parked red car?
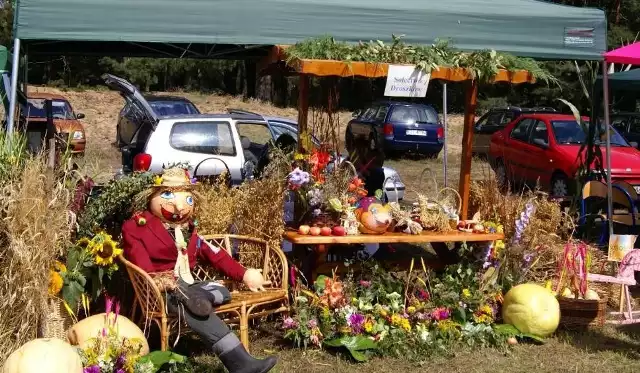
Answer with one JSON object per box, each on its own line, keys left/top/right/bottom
{"left": 489, "top": 113, "right": 640, "bottom": 197}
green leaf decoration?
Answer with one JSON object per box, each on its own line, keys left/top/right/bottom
{"left": 519, "top": 333, "right": 546, "bottom": 345}
{"left": 137, "top": 351, "right": 187, "bottom": 372}
{"left": 323, "top": 336, "right": 378, "bottom": 362}
{"left": 493, "top": 323, "right": 519, "bottom": 336}
{"left": 375, "top": 189, "right": 383, "bottom": 200}
{"left": 314, "top": 275, "right": 328, "bottom": 294}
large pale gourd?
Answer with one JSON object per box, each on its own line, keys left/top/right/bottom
{"left": 2, "top": 338, "right": 82, "bottom": 373}
{"left": 502, "top": 283, "right": 560, "bottom": 337}
{"left": 67, "top": 313, "right": 149, "bottom": 355}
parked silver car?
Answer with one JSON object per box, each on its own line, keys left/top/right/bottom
{"left": 104, "top": 74, "right": 262, "bottom": 184}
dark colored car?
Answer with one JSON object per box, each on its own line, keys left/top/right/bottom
{"left": 473, "top": 106, "right": 557, "bottom": 157}
{"left": 345, "top": 101, "right": 443, "bottom": 157}
{"left": 115, "top": 95, "right": 200, "bottom": 147}
{"left": 610, "top": 112, "right": 640, "bottom": 149}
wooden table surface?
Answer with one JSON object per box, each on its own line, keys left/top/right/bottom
{"left": 283, "top": 230, "right": 504, "bottom": 245}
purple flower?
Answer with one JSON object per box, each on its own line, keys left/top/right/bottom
{"left": 431, "top": 307, "right": 450, "bottom": 321}
{"left": 83, "top": 366, "right": 100, "bottom": 373}
{"left": 283, "top": 317, "right": 298, "bottom": 330}
{"left": 415, "top": 312, "right": 429, "bottom": 321}
{"left": 190, "top": 177, "right": 197, "bottom": 185}
{"left": 512, "top": 203, "right": 535, "bottom": 246}
{"left": 105, "top": 296, "right": 113, "bottom": 316}
{"left": 348, "top": 313, "right": 365, "bottom": 334}
{"left": 307, "top": 319, "right": 318, "bottom": 328}
{"left": 116, "top": 369, "right": 125, "bottom": 373}
{"left": 115, "top": 354, "right": 126, "bottom": 368}
{"left": 288, "top": 167, "right": 310, "bottom": 187}
{"left": 359, "top": 280, "right": 371, "bottom": 288}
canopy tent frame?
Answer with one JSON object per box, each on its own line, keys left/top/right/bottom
{"left": 601, "top": 42, "right": 640, "bottom": 234}
{"left": 257, "top": 48, "right": 537, "bottom": 219}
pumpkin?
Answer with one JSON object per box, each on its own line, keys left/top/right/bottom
{"left": 67, "top": 313, "right": 149, "bottom": 355}
{"left": 2, "top": 338, "right": 83, "bottom": 373}
{"left": 502, "top": 283, "right": 560, "bottom": 338}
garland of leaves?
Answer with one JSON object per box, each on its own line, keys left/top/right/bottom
{"left": 77, "top": 172, "right": 154, "bottom": 238}
{"left": 285, "top": 35, "right": 556, "bottom": 83}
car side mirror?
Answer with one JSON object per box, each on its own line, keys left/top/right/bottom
{"left": 240, "top": 136, "right": 251, "bottom": 150}
{"left": 76, "top": 113, "right": 85, "bottom": 119}
{"left": 532, "top": 138, "right": 548, "bottom": 148}
{"left": 631, "top": 141, "right": 639, "bottom": 148}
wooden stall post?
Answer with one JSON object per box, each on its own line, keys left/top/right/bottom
{"left": 458, "top": 79, "right": 479, "bottom": 220}
{"left": 297, "top": 74, "right": 310, "bottom": 154}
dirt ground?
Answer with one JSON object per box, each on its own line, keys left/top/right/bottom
{"left": 31, "top": 86, "right": 640, "bottom": 372}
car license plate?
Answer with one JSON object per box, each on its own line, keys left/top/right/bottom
{"left": 634, "top": 186, "right": 640, "bottom": 194}
{"left": 406, "top": 130, "right": 427, "bottom": 136}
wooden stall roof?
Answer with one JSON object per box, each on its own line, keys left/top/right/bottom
{"left": 259, "top": 45, "right": 537, "bottom": 84}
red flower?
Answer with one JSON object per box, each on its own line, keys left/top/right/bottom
{"left": 309, "top": 149, "right": 330, "bottom": 182}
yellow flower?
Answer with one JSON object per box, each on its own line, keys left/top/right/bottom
{"left": 48, "top": 270, "right": 63, "bottom": 296}
{"left": 462, "top": 289, "right": 471, "bottom": 298}
{"left": 154, "top": 175, "right": 163, "bottom": 186}
{"left": 363, "top": 319, "right": 374, "bottom": 333}
{"left": 400, "top": 318, "right": 411, "bottom": 332}
{"left": 351, "top": 297, "right": 358, "bottom": 305}
{"left": 92, "top": 237, "right": 123, "bottom": 267}
{"left": 407, "top": 306, "right": 416, "bottom": 314}
{"left": 437, "top": 319, "right": 460, "bottom": 334}
{"left": 76, "top": 237, "right": 92, "bottom": 250}
{"left": 391, "top": 314, "right": 402, "bottom": 327}
{"left": 495, "top": 240, "right": 505, "bottom": 253}
{"left": 53, "top": 260, "right": 67, "bottom": 273}
{"left": 378, "top": 308, "right": 388, "bottom": 317}
{"left": 294, "top": 153, "right": 307, "bottom": 161}
{"left": 497, "top": 225, "right": 504, "bottom": 234}
{"left": 339, "top": 326, "right": 351, "bottom": 334}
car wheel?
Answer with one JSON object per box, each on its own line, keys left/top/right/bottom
{"left": 551, "top": 173, "right": 571, "bottom": 198}
{"left": 494, "top": 160, "right": 508, "bottom": 189}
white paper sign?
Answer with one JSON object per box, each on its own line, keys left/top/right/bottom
{"left": 384, "top": 65, "right": 431, "bottom": 97}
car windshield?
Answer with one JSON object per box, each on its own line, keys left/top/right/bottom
{"left": 552, "top": 120, "right": 629, "bottom": 147}
{"left": 149, "top": 100, "right": 200, "bottom": 116}
{"left": 22, "top": 99, "right": 75, "bottom": 120}
{"left": 389, "top": 105, "right": 438, "bottom": 123}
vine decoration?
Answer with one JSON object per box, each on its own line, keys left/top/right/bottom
{"left": 285, "top": 34, "right": 556, "bottom": 84}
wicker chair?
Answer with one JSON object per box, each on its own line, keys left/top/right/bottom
{"left": 120, "top": 234, "right": 289, "bottom": 352}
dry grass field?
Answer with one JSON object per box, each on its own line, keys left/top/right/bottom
{"left": 26, "top": 85, "right": 640, "bottom": 373}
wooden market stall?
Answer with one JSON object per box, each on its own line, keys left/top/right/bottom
{"left": 258, "top": 46, "right": 537, "bottom": 220}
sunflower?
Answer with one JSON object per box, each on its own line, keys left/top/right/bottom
{"left": 76, "top": 237, "right": 92, "bottom": 251}
{"left": 92, "top": 237, "right": 123, "bottom": 267}
{"left": 53, "top": 260, "right": 67, "bottom": 273}
{"left": 48, "top": 270, "right": 63, "bottom": 296}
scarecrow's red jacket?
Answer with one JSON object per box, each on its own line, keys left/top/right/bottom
{"left": 121, "top": 211, "right": 246, "bottom": 282}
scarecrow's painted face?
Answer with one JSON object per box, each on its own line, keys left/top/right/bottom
{"left": 149, "top": 189, "right": 195, "bottom": 224}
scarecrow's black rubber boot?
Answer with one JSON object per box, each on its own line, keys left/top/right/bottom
{"left": 174, "top": 280, "right": 213, "bottom": 317}
{"left": 219, "top": 344, "right": 278, "bottom": 373}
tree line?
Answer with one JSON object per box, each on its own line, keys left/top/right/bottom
{"left": 0, "top": 1, "right": 638, "bottom": 114}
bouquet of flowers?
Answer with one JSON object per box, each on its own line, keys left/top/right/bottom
{"left": 288, "top": 145, "right": 369, "bottom": 230}
{"left": 49, "top": 232, "right": 123, "bottom": 314}
{"left": 80, "top": 297, "right": 186, "bottom": 373}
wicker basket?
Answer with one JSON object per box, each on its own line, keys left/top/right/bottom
{"left": 40, "top": 297, "right": 76, "bottom": 339}
{"left": 557, "top": 296, "right": 607, "bottom": 329}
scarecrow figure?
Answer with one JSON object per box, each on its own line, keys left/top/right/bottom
{"left": 122, "top": 167, "right": 276, "bottom": 373}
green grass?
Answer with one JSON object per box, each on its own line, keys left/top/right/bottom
{"left": 170, "top": 323, "right": 640, "bottom": 373}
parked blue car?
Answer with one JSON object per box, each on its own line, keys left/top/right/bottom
{"left": 345, "top": 101, "right": 444, "bottom": 158}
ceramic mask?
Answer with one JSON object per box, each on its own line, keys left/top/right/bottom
{"left": 354, "top": 197, "right": 392, "bottom": 234}
{"left": 149, "top": 189, "right": 195, "bottom": 224}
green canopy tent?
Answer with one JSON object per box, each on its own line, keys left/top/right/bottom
{"left": 592, "top": 69, "right": 640, "bottom": 117}
{"left": 6, "top": 0, "right": 607, "bottom": 133}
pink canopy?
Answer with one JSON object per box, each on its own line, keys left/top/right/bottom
{"left": 604, "top": 42, "right": 640, "bottom": 65}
